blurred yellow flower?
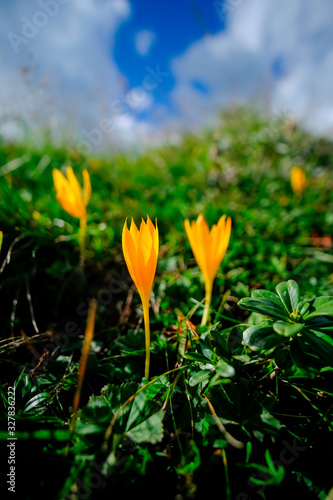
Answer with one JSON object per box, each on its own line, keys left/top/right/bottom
{"left": 52, "top": 167, "right": 91, "bottom": 265}
{"left": 290, "top": 167, "right": 306, "bottom": 197}
{"left": 0, "top": 231, "right": 3, "bottom": 253}
{"left": 52, "top": 166, "right": 91, "bottom": 219}
{"left": 122, "top": 216, "right": 159, "bottom": 380}
{"left": 185, "top": 214, "right": 231, "bottom": 326}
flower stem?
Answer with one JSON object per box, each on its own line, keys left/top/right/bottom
{"left": 201, "top": 279, "right": 213, "bottom": 327}
{"left": 142, "top": 298, "right": 151, "bottom": 380}
{"left": 79, "top": 215, "right": 87, "bottom": 268}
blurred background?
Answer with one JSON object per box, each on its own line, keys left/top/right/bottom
{"left": 1, "top": 0, "right": 333, "bottom": 151}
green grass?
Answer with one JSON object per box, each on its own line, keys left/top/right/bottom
{"left": 0, "top": 107, "right": 332, "bottom": 499}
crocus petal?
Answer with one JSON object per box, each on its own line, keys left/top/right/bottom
{"left": 122, "top": 220, "right": 143, "bottom": 294}
{"left": 66, "top": 167, "right": 86, "bottom": 214}
{"left": 122, "top": 216, "right": 158, "bottom": 305}
{"left": 138, "top": 219, "right": 153, "bottom": 267}
{"left": 130, "top": 218, "right": 139, "bottom": 248}
{"left": 58, "top": 196, "right": 85, "bottom": 219}
{"left": 185, "top": 213, "right": 231, "bottom": 288}
{"left": 52, "top": 169, "right": 68, "bottom": 196}
{"left": 82, "top": 169, "right": 91, "bottom": 207}
{"left": 53, "top": 167, "right": 88, "bottom": 219}
{"left": 153, "top": 218, "right": 159, "bottom": 255}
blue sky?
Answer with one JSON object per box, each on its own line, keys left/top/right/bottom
{"left": 114, "top": 0, "right": 223, "bottom": 95}
{"left": 1, "top": 0, "right": 333, "bottom": 149}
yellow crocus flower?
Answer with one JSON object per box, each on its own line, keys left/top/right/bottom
{"left": 52, "top": 166, "right": 91, "bottom": 265}
{"left": 52, "top": 166, "right": 91, "bottom": 219}
{"left": 290, "top": 167, "right": 306, "bottom": 198}
{"left": 185, "top": 214, "right": 231, "bottom": 326}
{"left": 122, "top": 216, "right": 159, "bottom": 380}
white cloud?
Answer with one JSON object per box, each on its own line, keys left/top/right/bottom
{"left": 171, "top": 0, "right": 333, "bottom": 134}
{"left": 135, "top": 29, "right": 155, "bottom": 56}
{"left": 2, "top": 0, "right": 333, "bottom": 148}
{"left": 0, "top": 0, "right": 148, "bottom": 146}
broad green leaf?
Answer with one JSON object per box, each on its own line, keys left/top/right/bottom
{"left": 243, "top": 323, "right": 286, "bottom": 351}
{"left": 102, "top": 382, "right": 139, "bottom": 410}
{"left": 274, "top": 345, "right": 293, "bottom": 369}
{"left": 275, "top": 282, "right": 292, "bottom": 315}
{"left": 306, "top": 315, "right": 333, "bottom": 333}
{"left": 297, "top": 300, "right": 310, "bottom": 318}
{"left": 184, "top": 352, "right": 210, "bottom": 363}
{"left": 247, "top": 311, "right": 268, "bottom": 326}
{"left": 311, "top": 296, "right": 333, "bottom": 309}
{"left": 302, "top": 329, "right": 333, "bottom": 366}
{"left": 260, "top": 409, "right": 282, "bottom": 437}
{"left": 102, "top": 382, "right": 139, "bottom": 428}
{"left": 23, "top": 392, "right": 51, "bottom": 414}
{"left": 79, "top": 395, "right": 111, "bottom": 429}
{"left": 227, "top": 326, "right": 243, "bottom": 353}
{"left": 126, "top": 410, "right": 165, "bottom": 444}
{"left": 306, "top": 297, "right": 333, "bottom": 318}
{"left": 287, "top": 280, "right": 300, "bottom": 312}
{"left": 189, "top": 369, "right": 214, "bottom": 387}
{"left": 215, "top": 360, "right": 235, "bottom": 378}
{"left": 15, "top": 373, "right": 32, "bottom": 398}
{"left": 273, "top": 321, "right": 304, "bottom": 337}
{"left": 251, "top": 289, "right": 282, "bottom": 307}
{"left": 232, "top": 354, "right": 251, "bottom": 363}
{"left": 210, "top": 330, "right": 229, "bottom": 358}
{"left": 125, "top": 383, "right": 164, "bottom": 431}
{"left": 200, "top": 331, "right": 215, "bottom": 361}
{"left": 290, "top": 337, "right": 323, "bottom": 374}
{"left": 238, "top": 297, "right": 289, "bottom": 321}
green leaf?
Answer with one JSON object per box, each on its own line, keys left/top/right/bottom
{"left": 215, "top": 360, "right": 235, "bottom": 378}
{"left": 251, "top": 289, "right": 283, "bottom": 307}
{"left": 275, "top": 281, "right": 292, "bottom": 315}
{"left": 297, "top": 300, "right": 310, "bottom": 318}
{"left": 306, "top": 297, "right": 333, "bottom": 318}
{"left": 302, "top": 329, "right": 333, "bottom": 366}
{"left": 306, "top": 315, "right": 333, "bottom": 333}
{"left": 273, "top": 321, "right": 304, "bottom": 337}
{"left": 125, "top": 410, "right": 165, "bottom": 444}
{"left": 247, "top": 449, "right": 285, "bottom": 486}
{"left": 290, "top": 337, "right": 323, "bottom": 374}
{"left": 274, "top": 345, "right": 293, "bottom": 369}
{"left": 16, "top": 373, "right": 32, "bottom": 398}
{"left": 126, "top": 383, "right": 164, "bottom": 431}
{"left": 189, "top": 369, "right": 214, "bottom": 387}
{"left": 238, "top": 297, "right": 289, "bottom": 321}
{"left": 23, "top": 392, "right": 51, "bottom": 414}
{"left": 227, "top": 326, "right": 243, "bottom": 353}
{"left": 312, "top": 296, "right": 333, "bottom": 309}
{"left": 210, "top": 330, "right": 229, "bottom": 358}
{"left": 101, "top": 382, "right": 139, "bottom": 428}
{"left": 184, "top": 352, "right": 210, "bottom": 363}
{"left": 287, "top": 280, "right": 300, "bottom": 312}
{"left": 200, "top": 331, "right": 215, "bottom": 361}
{"left": 243, "top": 323, "right": 286, "bottom": 351}
{"left": 175, "top": 440, "right": 201, "bottom": 475}
{"left": 102, "top": 382, "right": 139, "bottom": 410}
{"left": 78, "top": 395, "right": 111, "bottom": 430}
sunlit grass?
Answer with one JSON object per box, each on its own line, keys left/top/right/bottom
{"left": 0, "top": 107, "right": 332, "bottom": 499}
